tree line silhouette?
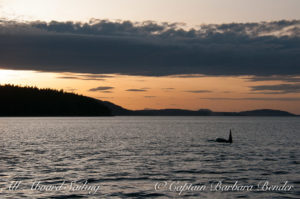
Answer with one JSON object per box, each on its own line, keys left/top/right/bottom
{"left": 0, "top": 84, "right": 111, "bottom": 116}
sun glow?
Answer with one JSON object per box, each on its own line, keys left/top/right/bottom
{"left": 0, "top": 69, "right": 22, "bottom": 84}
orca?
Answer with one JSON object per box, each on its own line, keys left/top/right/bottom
{"left": 216, "top": 130, "right": 232, "bottom": 143}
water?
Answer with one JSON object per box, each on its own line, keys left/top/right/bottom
{"left": 0, "top": 117, "right": 299, "bottom": 198}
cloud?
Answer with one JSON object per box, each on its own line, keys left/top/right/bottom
{"left": 89, "top": 86, "right": 114, "bottom": 91}
{"left": 78, "top": 74, "right": 114, "bottom": 78}
{"left": 58, "top": 76, "right": 82, "bottom": 80}
{"left": 185, "top": 90, "right": 212, "bottom": 93}
{"left": 101, "top": 91, "right": 113, "bottom": 93}
{"left": 0, "top": 19, "right": 299, "bottom": 76}
{"left": 200, "top": 97, "right": 300, "bottom": 101}
{"left": 250, "top": 83, "right": 300, "bottom": 94}
{"left": 58, "top": 76, "right": 105, "bottom": 81}
{"left": 170, "top": 74, "right": 205, "bottom": 78}
{"left": 126, "top": 89, "right": 148, "bottom": 92}
{"left": 245, "top": 75, "right": 300, "bottom": 83}
{"left": 57, "top": 73, "right": 114, "bottom": 81}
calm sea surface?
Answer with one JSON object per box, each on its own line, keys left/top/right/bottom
{"left": 0, "top": 117, "right": 299, "bottom": 198}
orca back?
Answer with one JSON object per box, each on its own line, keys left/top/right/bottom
{"left": 216, "top": 138, "right": 227, "bottom": 142}
{"left": 215, "top": 130, "right": 233, "bottom": 143}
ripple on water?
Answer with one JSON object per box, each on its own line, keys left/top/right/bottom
{"left": 0, "top": 117, "right": 299, "bottom": 198}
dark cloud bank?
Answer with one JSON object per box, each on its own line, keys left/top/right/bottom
{"left": 126, "top": 89, "right": 148, "bottom": 92}
{"left": 89, "top": 86, "right": 114, "bottom": 91}
{"left": 185, "top": 90, "right": 212, "bottom": 93}
{"left": 0, "top": 19, "right": 299, "bottom": 76}
{"left": 58, "top": 74, "right": 114, "bottom": 81}
{"left": 250, "top": 83, "right": 300, "bottom": 94}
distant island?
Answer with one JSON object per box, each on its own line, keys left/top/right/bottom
{"left": 103, "top": 101, "right": 296, "bottom": 116}
{"left": 0, "top": 85, "right": 297, "bottom": 116}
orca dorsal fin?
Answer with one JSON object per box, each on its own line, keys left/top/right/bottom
{"left": 229, "top": 129, "right": 232, "bottom": 143}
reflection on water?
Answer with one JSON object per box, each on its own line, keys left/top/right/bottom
{"left": 0, "top": 117, "right": 299, "bottom": 198}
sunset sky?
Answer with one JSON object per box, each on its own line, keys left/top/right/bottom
{"left": 0, "top": 0, "right": 300, "bottom": 113}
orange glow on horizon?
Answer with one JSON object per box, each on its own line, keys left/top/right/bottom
{"left": 1, "top": 69, "right": 300, "bottom": 114}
